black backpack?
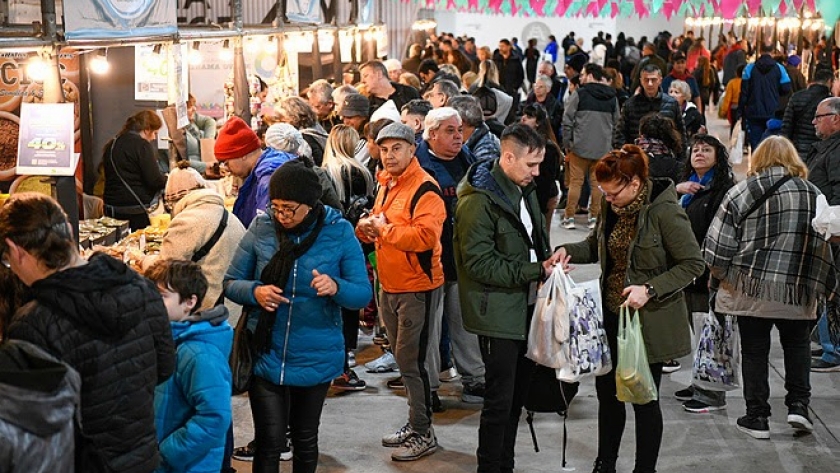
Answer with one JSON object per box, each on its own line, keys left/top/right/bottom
{"left": 524, "top": 364, "right": 579, "bottom": 469}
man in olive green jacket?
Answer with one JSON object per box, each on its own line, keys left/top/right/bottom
{"left": 454, "top": 124, "right": 563, "bottom": 473}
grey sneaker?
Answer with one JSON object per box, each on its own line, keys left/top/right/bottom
{"left": 382, "top": 422, "right": 415, "bottom": 447}
{"left": 588, "top": 217, "right": 597, "bottom": 229}
{"left": 391, "top": 428, "right": 438, "bottom": 461}
{"left": 561, "top": 217, "right": 576, "bottom": 229}
{"left": 365, "top": 350, "right": 399, "bottom": 373}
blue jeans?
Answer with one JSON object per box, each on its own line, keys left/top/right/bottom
{"left": 818, "top": 311, "right": 840, "bottom": 364}
{"left": 746, "top": 118, "right": 767, "bottom": 151}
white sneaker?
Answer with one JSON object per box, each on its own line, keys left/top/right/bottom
{"left": 348, "top": 351, "right": 356, "bottom": 368}
{"left": 365, "top": 350, "right": 399, "bottom": 373}
{"left": 382, "top": 422, "right": 415, "bottom": 447}
{"left": 439, "top": 366, "right": 460, "bottom": 382}
{"left": 588, "top": 217, "right": 597, "bottom": 229}
{"left": 391, "top": 428, "right": 438, "bottom": 461}
{"left": 561, "top": 217, "right": 576, "bottom": 229}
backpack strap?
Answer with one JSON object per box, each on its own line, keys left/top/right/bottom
{"left": 410, "top": 181, "right": 443, "bottom": 282}
{"left": 192, "top": 210, "right": 229, "bottom": 262}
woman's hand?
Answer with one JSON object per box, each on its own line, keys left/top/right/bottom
{"left": 675, "top": 181, "right": 704, "bottom": 195}
{"left": 542, "top": 247, "right": 573, "bottom": 277}
{"left": 254, "top": 284, "right": 289, "bottom": 312}
{"left": 311, "top": 269, "right": 338, "bottom": 297}
{"left": 621, "top": 285, "right": 650, "bottom": 310}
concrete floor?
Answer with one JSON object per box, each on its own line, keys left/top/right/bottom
{"left": 230, "top": 110, "right": 840, "bottom": 472}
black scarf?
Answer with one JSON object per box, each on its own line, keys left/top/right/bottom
{"left": 253, "top": 203, "right": 326, "bottom": 353}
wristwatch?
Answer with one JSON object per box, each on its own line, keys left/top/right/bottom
{"left": 644, "top": 283, "right": 657, "bottom": 298}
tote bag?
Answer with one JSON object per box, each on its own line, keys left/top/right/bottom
{"left": 691, "top": 310, "right": 741, "bottom": 391}
{"left": 556, "top": 278, "right": 612, "bottom": 382}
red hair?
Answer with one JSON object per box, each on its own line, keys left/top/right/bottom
{"left": 594, "top": 144, "right": 649, "bottom": 184}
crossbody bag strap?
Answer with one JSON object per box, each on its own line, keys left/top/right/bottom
{"left": 109, "top": 135, "right": 158, "bottom": 214}
{"left": 192, "top": 210, "right": 229, "bottom": 262}
{"left": 737, "top": 175, "right": 792, "bottom": 226}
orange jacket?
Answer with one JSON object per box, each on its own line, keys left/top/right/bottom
{"left": 356, "top": 158, "right": 445, "bottom": 293}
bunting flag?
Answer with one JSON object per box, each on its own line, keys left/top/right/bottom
{"left": 816, "top": 0, "right": 840, "bottom": 33}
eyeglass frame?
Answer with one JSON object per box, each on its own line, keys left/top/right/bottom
{"left": 813, "top": 112, "right": 838, "bottom": 121}
{"left": 1, "top": 249, "right": 9, "bottom": 269}
{"left": 268, "top": 202, "right": 304, "bottom": 219}
{"left": 597, "top": 173, "right": 635, "bottom": 199}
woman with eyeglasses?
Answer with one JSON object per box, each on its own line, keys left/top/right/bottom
{"left": 555, "top": 145, "right": 705, "bottom": 473}
{"left": 101, "top": 110, "right": 167, "bottom": 230}
{"left": 520, "top": 103, "right": 562, "bottom": 231}
{"left": 141, "top": 161, "right": 246, "bottom": 309}
{"left": 672, "top": 134, "right": 736, "bottom": 413}
{"left": 223, "top": 160, "right": 371, "bottom": 473}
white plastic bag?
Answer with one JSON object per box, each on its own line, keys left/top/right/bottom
{"left": 811, "top": 194, "right": 840, "bottom": 240}
{"left": 729, "top": 124, "right": 744, "bottom": 165}
{"left": 526, "top": 269, "right": 571, "bottom": 368}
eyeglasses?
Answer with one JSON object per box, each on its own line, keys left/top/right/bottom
{"left": 813, "top": 113, "right": 838, "bottom": 121}
{"left": 1, "top": 250, "right": 10, "bottom": 269}
{"left": 269, "top": 203, "right": 303, "bottom": 219}
{"left": 598, "top": 180, "right": 632, "bottom": 199}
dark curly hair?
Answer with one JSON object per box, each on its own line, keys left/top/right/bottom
{"left": 679, "top": 133, "right": 736, "bottom": 195}
{"left": 639, "top": 113, "right": 682, "bottom": 154}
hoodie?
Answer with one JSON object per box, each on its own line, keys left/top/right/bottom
{"left": 154, "top": 305, "right": 232, "bottom": 473}
{"left": 233, "top": 147, "right": 296, "bottom": 228}
{"left": 8, "top": 253, "right": 175, "bottom": 473}
{"left": 563, "top": 82, "right": 620, "bottom": 160}
{"left": 0, "top": 340, "right": 80, "bottom": 473}
{"left": 739, "top": 54, "right": 792, "bottom": 122}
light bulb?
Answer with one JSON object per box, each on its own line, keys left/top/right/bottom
{"left": 90, "top": 51, "right": 109, "bottom": 74}
{"left": 189, "top": 49, "right": 202, "bottom": 66}
{"left": 27, "top": 56, "right": 49, "bottom": 82}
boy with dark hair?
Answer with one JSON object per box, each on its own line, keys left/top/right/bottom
{"left": 146, "top": 259, "right": 233, "bottom": 473}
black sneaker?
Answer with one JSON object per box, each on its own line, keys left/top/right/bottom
{"left": 431, "top": 391, "right": 445, "bottom": 413}
{"left": 787, "top": 403, "right": 813, "bottom": 433}
{"left": 811, "top": 347, "right": 824, "bottom": 357}
{"left": 332, "top": 369, "right": 367, "bottom": 391}
{"left": 811, "top": 359, "right": 840, "bottom": 372}
{"left": 662, "top": 359, "right": 681, "bottom": 373}
{"left": 231, "top": 440, "right": 256, "bottom": 462}
{"left": 461, "top": 383, "right": 485, "bottom": 404}
{"left": 387, "top": 376, "right": 405, "bottom": 390}
{"left": 736, "top": 415, "right": 770, "bottom": 439}
{"left": 674, "top": 386, "right": 694, "bottom": 401}
{"left": 683, "top": 399, "right": 726, "bottom": 413}
{"left": 591, "top": 457, "right": 617, "bottom": 473}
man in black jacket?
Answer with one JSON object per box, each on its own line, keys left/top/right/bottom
{"left": 494, "top": 39, "right": 525, "bottom": 124}
{"left": 1, "top": 193, "right": 175, "bottom": 473}
{"left": 613, "top": 64, "right": 686, "bottom": 151}
{"left": 781, "top": 69, "right": 834, "bottom": 162}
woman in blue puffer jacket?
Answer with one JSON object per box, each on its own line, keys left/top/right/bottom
{"left": 224, "top": 160, "right": 371, "bottom": 473}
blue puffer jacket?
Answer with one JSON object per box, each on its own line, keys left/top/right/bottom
{"left": 223, "top": 206, "right": 371, "bottom": 386}
{"left": 232, "top": 148, "right": 296, "bottom": 228}
{"left": 154, "top": 305, "right": 232, "bottom": 473}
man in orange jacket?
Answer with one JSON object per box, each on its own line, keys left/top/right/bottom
{"left": 356, "top": 122, "right": 446, "bottom": 462}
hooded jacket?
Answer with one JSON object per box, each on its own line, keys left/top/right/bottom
{"left": 454, "top": 159, "right": 550, "bottom": 340}
{"left": 8, "top": 253, "right": 175, "bottom": 473}
{"left": 781, "top": 83, "right": 832, "bottom": 160}
{"left": 562, "top": 179, "right": 705, "bottom": 363}
{"left": 0, "top": 340, "right": 80, "bottom": 473}
{"left": 160, "top": 189, "right": 247, "bottom": 309}
{"left": 563, "top": 82, "right": 620, "bottom": 160}
{"left": 154, "top": 305, "right": 232, "bottom": 473}
{"left": 465, "top": 122, "right": 500, "bottom": 162}
{"left": 739, "top": 54, "right": 792, "bottom": 122}
{"left": 225, "top": 206, "right": 371, "bottom": 386}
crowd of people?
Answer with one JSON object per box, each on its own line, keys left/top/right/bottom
{"left": 1, "top": 22, "right": 840, "bottom": 473}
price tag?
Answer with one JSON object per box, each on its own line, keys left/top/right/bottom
{"left": 16, "top": 102, "right": 76, "bottom": 176}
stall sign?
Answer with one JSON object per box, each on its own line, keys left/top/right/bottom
{"left": 65, "top": 0, "right": 177, "bottom": 40}
{"left": 287, "top": 0, "right": 321, "bottom": 24}
{"left": 136, "top": 44, "right": 168, "bottom": 102}
{"left": 169, "top": 43, "right": 189, "bottom": 128}
{"left": 16, "top": 102, "right": 76, "bottom": 176}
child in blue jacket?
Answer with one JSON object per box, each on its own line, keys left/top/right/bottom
{"left": 146, "top": 259, "right": 233, "bottom": 473}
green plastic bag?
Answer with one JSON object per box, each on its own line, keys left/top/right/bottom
{"left": 615, "top": 306, "right": 658, "bottom": 404}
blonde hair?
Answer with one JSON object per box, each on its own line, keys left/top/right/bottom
{"left": 462, "top": 71, "right": 478, "bottom": 90}
{"left": 748, "top": 136, "right": 808, "bottom": 178}
{"left": 399, "top": 72, "right": 421, "bottom": 90}
{"left": 321, "top": 124, "right": 374, "bottom": 201}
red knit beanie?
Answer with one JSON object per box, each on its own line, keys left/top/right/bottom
{"left": 214, "top": 116, "right": 261, "bottom": 161}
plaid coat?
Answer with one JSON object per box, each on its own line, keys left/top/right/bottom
{"left": 704, "top": 166, "right": 837, "bottom": 315}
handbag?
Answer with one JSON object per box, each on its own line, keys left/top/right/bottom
{"left": 557, "top": 278, "right": 612, "bottom": 383}
{"left": 728, "top": 124, "right": 744, "bottom": 165}
{"left": 230, "top": 307, "right": 257, "bottom": 395}
{"left": 526, "top": 269, "right": 571, "bottom": 369}
{"left": 691, "top": 310, "right": 741, "bottom": 391}
{"left": 615, "top": 306, "right": 658, "bottom": 404}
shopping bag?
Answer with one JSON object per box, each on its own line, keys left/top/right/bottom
{"left": 729, "top": 124, "right": 744, "bottom": 165}
{"left": 230, "top": 307, "right": 257, "bottom": 395}
{"left": 526, "top": 269, "right": 571, "bottom": 369}
{"left": 556, "top": 278, "right": 612, "bottom": 382}
{"left": 615, "top": 306, "right": 658, "bottom": 404}
{"left": 691, "top": 311, "right": 741, "bottom": 391}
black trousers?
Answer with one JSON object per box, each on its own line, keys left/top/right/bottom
{"left": 342, "top": 307, "right": 360, "bottom": 372}
{"left": 476, "top": 335, "right": 535, "bottom": 473}
{"left": 250, "top": 377, "right": 330, "bottom": 473}
{"left": 596, "top": 309, "right": 664, "bottom": 473}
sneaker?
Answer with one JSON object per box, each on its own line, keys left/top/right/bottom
{"left": 683, "top": 399, "right": 726, "bottom": 413}
{"left": 662, "top": 359, "right": 681, "bottom": 373}
{"left": 387, "top": 376, "right": 405, "bottom": 390}
{"left": 591, "top": 458, "right": 617, "bottom": 473}
{"left": 382, "top": 422, "right": 415, "bottom": 447}
{"left": 348, "top": 351, "right": 357, "bottom": 368}
{"left": 787, "top": 403, "right": 813, "bottom": 432}
{"left": 811, "top": 347, "right": 824, "bottom": 357}
{"left": 280, "top": 439, "right": 292, "bottom": 462}
{"left": 231, "top": 440, "right": 256, "bottom": 462}
{"left": 391, "top": 428, "right": 438, "bottom": 461}
{"left": 674, "top": 386, "right": 695, "bottom": 401}
{"left": 373, "top": 333, "right": 388, "bottom": 345}
{"left": 811, "top": 359, "right": 840, "bottom": 372}
{"left": 588, "top": 217, "right": 597, "bottom": 229}
{"left": 461, "top": 383, "right": 485, "bottom": 404}
{"left": 431, "top": 391, "right": 445, "bottom": 413}
{"left": 561, "top": 217, "right": 576, "bottom": 229}
{"left": 365, "top": 350, "right": 399, "bottom": 373}
{"left": 736, "top": 415, "right": 770, "bottom": 440}
{"left": 332, "top": 369, "right": 367, "bottom": 391}
{"left": 439, "top": 366, "right": 460, "bottom": 382}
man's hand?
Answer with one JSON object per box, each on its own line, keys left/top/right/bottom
{"left": 542, "top": 247, "right": 573, "bottom": 277}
